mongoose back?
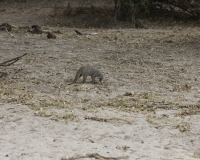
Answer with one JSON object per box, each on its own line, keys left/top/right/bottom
{"left": 68, "top": 65, "right": 103, "bottom": 85}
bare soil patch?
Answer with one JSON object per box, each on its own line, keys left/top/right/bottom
{"left": 0, "top": 1, "right": 200, "bottom": 160}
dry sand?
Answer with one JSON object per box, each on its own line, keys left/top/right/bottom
{"left": 0, "top": 0, "right": 200, "bottom": 159}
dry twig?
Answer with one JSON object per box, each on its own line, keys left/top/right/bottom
{"left": 2, "top": 26, "right": 15, "bottom": 38}
{"left": 0, "top": 72, "right": 7, "bottom": 78}
{"left": 85, "top": 116, "right": 133, "bottom": 125}
{"left": 0, "top": 53, "right": 27, "bottom": 66}
{"left": 74, "top": 30, "right": 98, "bottom": 36}
{"left": 61, "top": 153, "right": 129, "bottom": 160}
{"left": 74, "top": 30, "right": 82, "bottom": 35}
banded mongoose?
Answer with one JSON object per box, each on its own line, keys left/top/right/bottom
{"left": 68, "top": 65, "right": 103, "bottom": 85}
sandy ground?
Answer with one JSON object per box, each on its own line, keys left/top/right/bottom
{"left": 0, "top": 0, "right": 200, "bottom": 160}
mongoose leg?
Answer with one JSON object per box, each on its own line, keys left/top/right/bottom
{"left": 91, "top": 76, "right": 96, "bottom": 84}
{"left": 82, "top": 75, "right": 87, "bottom": 83}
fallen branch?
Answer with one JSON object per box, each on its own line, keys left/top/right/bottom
{"left": 61, "top": 153, "right": 129, "bottom": 160}
{"left": 6, "top": 117, "right": 22, "bottom": 123}
{"left": 2, "top": 26, "right": 15, "bottom": 38}
{"left": 74, "top": 30, "right": 98, "bottom": 36}
{"left": 0, "top": 53, "right": 27, "bottom": 66}
{"left": 74, "top": 29, "right": 82, "bottom": 35}
{"left": 85, "top": 116, "right": 133, "bottom": 125}
{"left": 0, "top": 72, "right": 7, "bottom": 78}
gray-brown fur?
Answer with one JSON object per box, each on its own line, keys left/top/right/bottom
{"left": 135, "top": 19, "right": 147, "bottom": 29}
{"left": 68, "top": 65, "right": 103, "bottom": 85}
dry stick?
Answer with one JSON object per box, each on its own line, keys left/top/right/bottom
{"left": 74, "top": 30, "right": 82, "bottom": 35}
{"left": 85, "top": 116, "right": 133, "bottom": 125}
{"left": 6, "top": 117, "right": 22, "bottom": 123}
{"left": 61, "top": 153, "right": 129, "bottom": 160}
{"left": 2, "top": 26, "right": 15, "bottom": 38}
{"left": 0, "top": 53, "right": 27, "bottom": 66}
{"left": 0, "top": 72, "right": 7, "bottom": 78}
{"left": 74, "top": 30, "right": 98, "bottom": 36}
